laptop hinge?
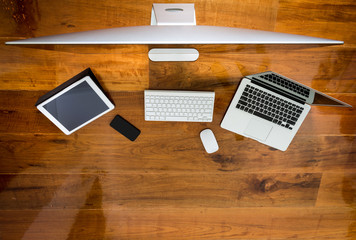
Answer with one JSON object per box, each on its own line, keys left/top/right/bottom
{"left": 251, "top": 78, "right": 306, "bottom": 104}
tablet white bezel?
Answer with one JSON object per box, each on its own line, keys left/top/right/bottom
{"left": 37, "top": 76, "right": 114, "bottom": 135}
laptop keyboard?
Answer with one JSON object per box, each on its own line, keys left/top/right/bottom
{"left": 236, "top": 85, "right": 304, "bottom": 130}
{"left": 259, "top": 73, "right": 310, "bottom": 97}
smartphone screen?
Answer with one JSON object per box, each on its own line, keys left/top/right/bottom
{"left": 110, "top": 115, "right": 141, "bottom": 141}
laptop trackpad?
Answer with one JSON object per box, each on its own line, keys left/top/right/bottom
{"left": 244, "top": 118, "right": 273, "bottom": 141}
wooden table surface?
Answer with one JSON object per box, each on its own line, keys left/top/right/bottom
{"left": 0, "top": 0, "right": 355, "bottom": 239}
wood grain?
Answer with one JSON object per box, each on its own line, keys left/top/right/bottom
{"left": 1, "top": 44, "right": 355, "bottom": 92}
{"left": 0, "top": 133, "right": 355, "bottom": 174}
{"left": 0, "top": 0, "right": 355, "bottom": 239}
{"left": 0, "top": 173, "right": 322, "bottom": 209}
{"left": 0, "top": 208, "right": 354, "bottom": 239}
{"left": 276, "top": 0, "right": 356, "bottom": 44}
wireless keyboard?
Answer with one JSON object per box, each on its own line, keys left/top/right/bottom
{"left": 144, "top": 90, "right": 215, "bottom": 122}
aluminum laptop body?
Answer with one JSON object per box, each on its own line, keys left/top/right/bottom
{"left": 220, "top": 71, "right": 351, "bottom": 151}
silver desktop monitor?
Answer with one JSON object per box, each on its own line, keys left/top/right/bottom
{"left": 6, "top": 3, "right": 343, "bottom": 61}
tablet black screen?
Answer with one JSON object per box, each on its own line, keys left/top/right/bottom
{"left": 43, "top": 81, "right": 109, "bottom": 131}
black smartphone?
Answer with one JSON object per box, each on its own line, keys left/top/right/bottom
{"left": 110, "top": 115, "right": 141, "bottom": 141}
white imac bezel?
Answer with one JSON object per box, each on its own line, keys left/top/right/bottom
{"left": 37, "top": 76, "right": 115, "bottom": 135}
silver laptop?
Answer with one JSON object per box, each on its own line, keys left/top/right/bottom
{"left": 220, "top": 71, "right": 352, "bottom": 151}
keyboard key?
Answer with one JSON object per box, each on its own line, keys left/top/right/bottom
{"left": 238, "top": 100, "right": 248, "bottom": 106}
{"left": 253, "top": 111, "right": 273, "bottom": 122}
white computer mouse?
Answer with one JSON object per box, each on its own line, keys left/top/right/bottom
{"left": 200, "top": 129, "right": 219, "bottom": 154}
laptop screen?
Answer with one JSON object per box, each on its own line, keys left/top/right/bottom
{"left": 311, "top": 91, "right": 349, "bottom": 106}
{"left": 249, "top": 71, "right": 352, "bottom": 107}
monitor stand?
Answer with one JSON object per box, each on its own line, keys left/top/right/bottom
{"left": 148, "top": 3, "right": 199, "bottom": 62}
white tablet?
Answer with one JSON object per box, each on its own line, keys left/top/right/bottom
{"left": 36, "top": 68, "right": 115, "bottom": 135}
